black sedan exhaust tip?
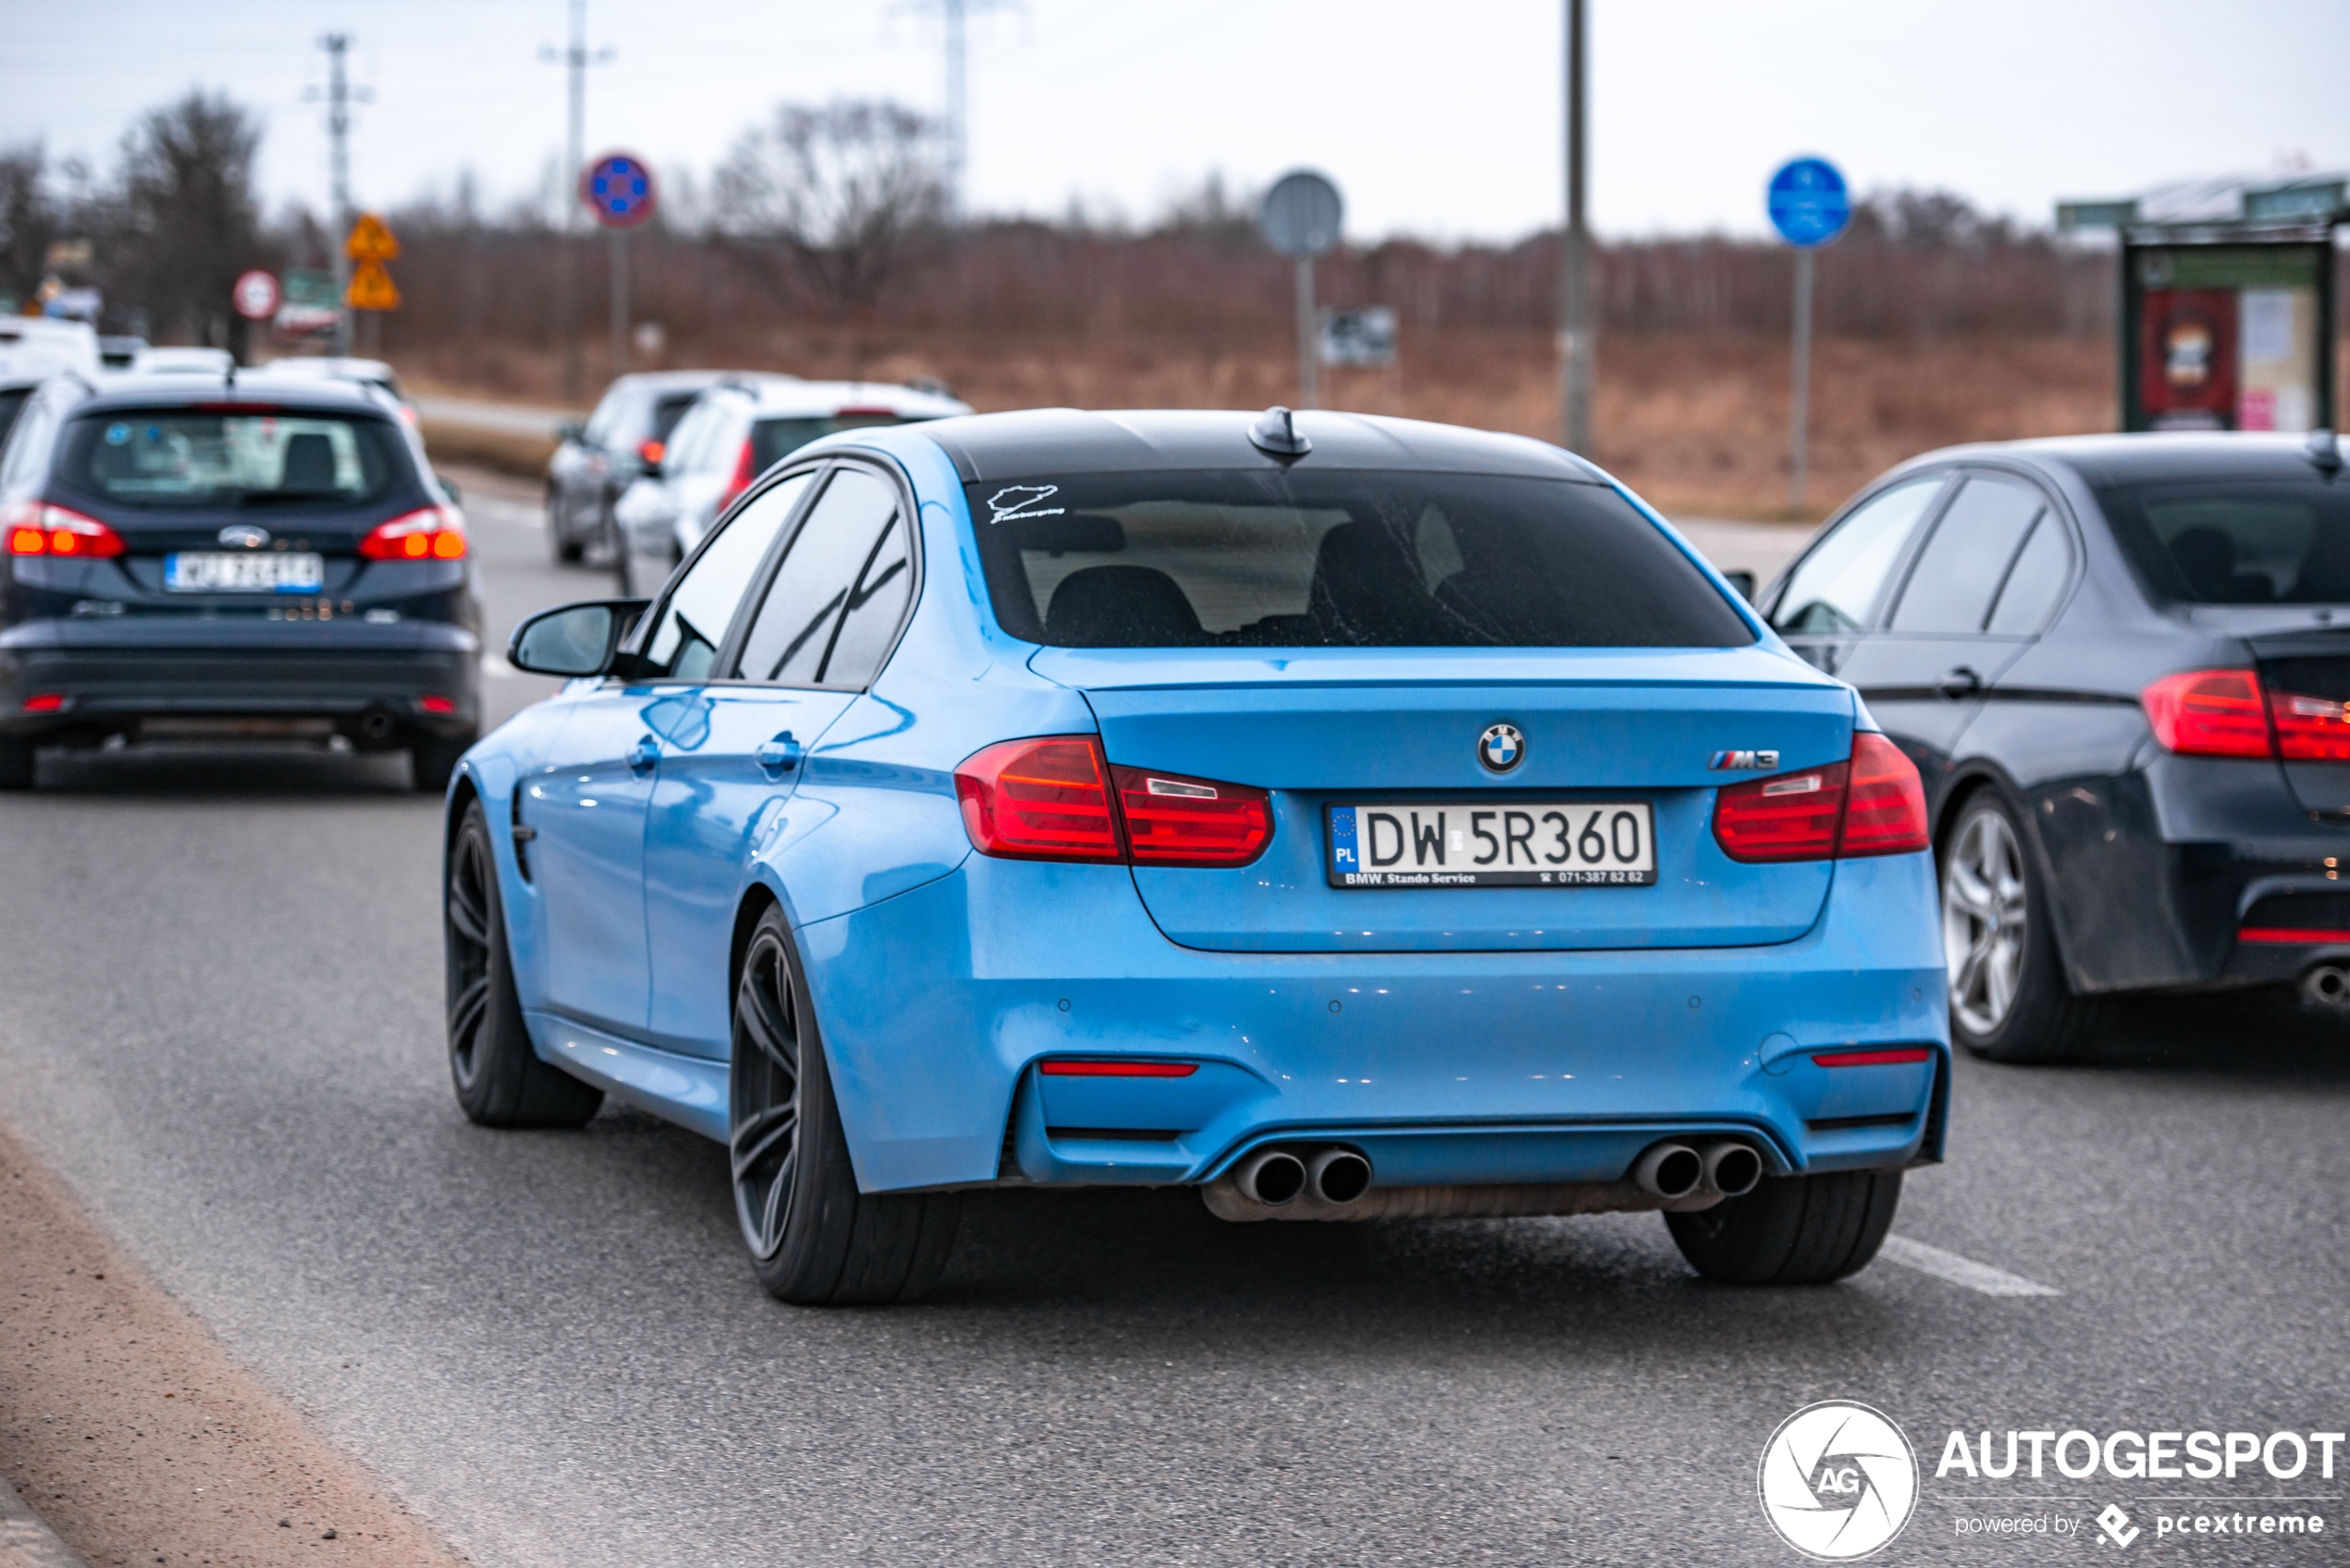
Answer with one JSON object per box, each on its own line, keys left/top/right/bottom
{"left": 2300, "top": 963, "right": 2350, "bottom": 1010}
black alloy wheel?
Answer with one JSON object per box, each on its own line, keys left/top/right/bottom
{"left": 729, "top": 905, "right": 961, "bottom": 1304}
{"left": 446, "top": 801, "right": 604, "bottom": 1127}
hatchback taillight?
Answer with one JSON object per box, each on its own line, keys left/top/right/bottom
{"left": 718, "top": 438, "right": 757, "bottom": 512}
{"left": 1713, "top": 733, "right": 1927, "bottom": 862}
{"left": 359, "top": 504, "right": 468, "bottom": 561}
{"left": 3, "top": 501, "right": 126, "bottom": 558}
{"left": 955, "top": 736, "right": 1273, "bottom": 867}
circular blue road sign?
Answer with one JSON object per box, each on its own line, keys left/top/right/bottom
{"left": 581, "top": 152, "right": 657, "bottom": 229}
{"left": 1767, "top": 156, "right": 1849, "bottom": 248}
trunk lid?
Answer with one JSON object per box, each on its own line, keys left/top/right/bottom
{"left": 1035, "top": 645, "right": 1856, "bottom": 953}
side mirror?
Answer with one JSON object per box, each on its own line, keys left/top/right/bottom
{"left": 507, "top": 599, "right": 651, "bottom": 678}
{"left": 556, "top": 419, "right": 588, "bottom": 445}
{"left": 1722, "top": 569, "right": 1756, "bottom": 601}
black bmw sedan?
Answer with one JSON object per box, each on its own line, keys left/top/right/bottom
{"left": 1761, "top": 429, "right": 2350, "bottom": 1060}
{"left": 0, "top": 373, "right": 481, "bottom": 790}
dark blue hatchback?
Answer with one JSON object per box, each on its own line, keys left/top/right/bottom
{"left": 0, "top": 372, "right": 481, "bottom": 789}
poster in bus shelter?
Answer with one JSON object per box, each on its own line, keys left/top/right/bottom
{"left": 2126, "top": 242, "right": 2332, "bottom": 433}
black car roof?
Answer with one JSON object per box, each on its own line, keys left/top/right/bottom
{"left": 68, "top": 375, "right": 398, "bottom": 420}
{"left": 921, "top": 408, "right": 1605, "bottom": 483}
{"left": 1911, "top": 432, "right": 2335, "bottom": 489}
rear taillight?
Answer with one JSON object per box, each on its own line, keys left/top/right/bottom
{"left": 1837, "top": 732, "right": 1931, "bottom": 857}
{"left": 718, "top": 438, "right": 757, "bottom": 511}
{"left": 2143, "top": 667, "right": 2350, "bottom": 762}
{"left": 1110, "top": 764, "right": 1271, "bottom": 867}
{"left": 1713, "top": 761, "right": 1848, "bottom": 861}
{"left": 2143, "top": 669, "right": 2270, "bottom": 758}
{"left": 955, "top": 737, "right": 1274, "bottom": 867}
{"left": 955, "top": 736, "right": 1125, "bottom": 862}
{"left": 2269, "top": 689, "right": 2350, "bottom": 761}
{"left": 359, "top": 504, "right": 468, "bottom": 562}
{"left": 3, "top": 501, "right": 126, "bottom": 558}
{"left": 1713, "top": 733, "right": 1928, "bottom": 862}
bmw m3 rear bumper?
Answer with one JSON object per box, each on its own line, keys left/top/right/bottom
{"left": 792, "top": 850, "right": 1949, "bottom": 1194}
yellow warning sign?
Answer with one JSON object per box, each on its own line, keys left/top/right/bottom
{"left": 346, "top": 258, "right": 401, "bottom": 311}
{"left": 344, "top": 213, "right": 400, "bottom": 263}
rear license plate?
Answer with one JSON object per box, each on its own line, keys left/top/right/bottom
{"left": 1327, "top": 801, "right": 1657, "bottom": 887}
{"left": 164, "top": 551, "right": 326, "bottom": 594}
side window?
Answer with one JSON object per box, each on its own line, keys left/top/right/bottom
{"left": 662, "top": 401, "right": 717, "bottom": 474}
{"left": 1, "top": 397, "right": 60, "bottom": 490}
{"left": 1769, "top": 476, "right": 1946, "bottom": 636}
{"left": 637, "top": 471, "right": 813, "bottom": 681}
{"left": 733, "top": 468, "right": 908, "bottom": 687}
{"left": 1888, "top": 475, "right": 2046, "bottom": 635}
{"left": 1986, "top": 512, "right": 2076, "bottom": 635}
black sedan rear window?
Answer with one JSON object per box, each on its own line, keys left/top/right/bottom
{"left": 56, "top": 409, "right": 408, "bottom": 509}
{"left": 2097, "top": 477, "right": 2350, "bottom": 604}
{"left": 968, "top": 468, "right": 1752, "bottom": 648}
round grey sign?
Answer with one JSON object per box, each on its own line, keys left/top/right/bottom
{"left": 1260, "top": 170, "right": 1343, "bottom": 258}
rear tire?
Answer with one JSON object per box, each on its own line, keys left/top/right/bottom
{"left": 549, "top": 492, "right": 585, "bottom": 564}
{"left": 1940, "top": 790, "right": 2102, "bottom": 1063}
{"left": 731, "top": 906, "right": 961, "bottom": 1304}
{"left": 1665, "top": 1170, "right": 1902, "bottom": 1286}
{"left": 411, "top": 730, "right": 476, "bottom": 794}
{"left": 445, "top": 801, "right": 604, "bottom": 1129}
{"left": 0, "top": 736, "right": 32, "bottom": 790}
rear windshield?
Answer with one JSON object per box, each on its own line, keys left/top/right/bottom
{"left": 2096, "top": 477, "right": 2350, "bottom": 604}
{"left": 968, "top": 468, "right": 1752, "bottom": 648}
{"left": 56, "top": 409, "right": 410, "bottom": 509}
{"left": 752, "top": 413, "right": 921, "bottom": 473}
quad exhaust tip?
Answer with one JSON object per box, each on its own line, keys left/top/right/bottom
{"left": 1309, "top": 1148, "right": 1373, "bottom": 1204}
{"left": 1633, "top": 1139, "right": 1764, "bottom": 1202}
{"left": 1236, "top": 1148, "right": 1307, "bottom": 1206}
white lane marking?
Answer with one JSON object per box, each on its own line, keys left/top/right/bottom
{"left": 1879, "top": 1235, "right": 2060, "bottom": 1297}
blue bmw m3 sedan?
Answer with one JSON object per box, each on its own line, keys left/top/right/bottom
{"left": 451, "top": 406, "right": 1948, "bottom": 1303}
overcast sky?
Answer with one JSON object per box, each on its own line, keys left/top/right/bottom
{"left": 1, "top": 0, "right": 2344, "bottom": 242}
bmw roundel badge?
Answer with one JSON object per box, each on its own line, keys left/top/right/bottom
{"left": 1478, "top": 722, "right": 1525, "bottom": 773}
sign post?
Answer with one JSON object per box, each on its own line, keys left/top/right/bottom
{"left": 1260, "top": 171, "right": 1343, "bottom": 410}
{"left": 1767, "top": 157, "right": 1850, "bottom": 514}
{"left": 581, "top": 152, "right": 657, "bottom": 380}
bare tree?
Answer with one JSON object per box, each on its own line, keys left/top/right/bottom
{"left": 111, "top": 91, "right": 265, "bottom": 346}
{"left": 711, "top": 100, "right": 948, "bottom": 327}
{"left": 0, "top": 143, "right": 57, "bottom": 306}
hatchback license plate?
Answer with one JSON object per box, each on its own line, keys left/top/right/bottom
{"left": 165, "top": 551, "right": 326, "bottom": 594}
{"left": 1327, "top": 801, "right": 1656, "bottom": 887}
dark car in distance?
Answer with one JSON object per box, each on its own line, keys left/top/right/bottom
{"left": 1760, "top": 430, "right": 2350, "bottom": 1060}
{"left": 544, "top": 370, "right": 729, "bottom": 564}
{"left": 0, "top": 373, "right": 481, "bottom": 789}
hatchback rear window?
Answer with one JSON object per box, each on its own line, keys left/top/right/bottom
{"left": 57, "top": 409, "right": 408, "bottom": 509}
{"left": 0, "top": 388, "right": 31, "bottom": 448}
{"left": 969, "top": 468, "right": 1752, "bottom": 648}
{"left": 2096, "top": 477, "right": 2350, "bottom": 604}
{"left": 751, "top": 413, "right": 920, "bottom": 473}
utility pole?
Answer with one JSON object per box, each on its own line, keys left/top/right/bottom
{"left": 1559, "top": 0, "right": 1592, "bottom": 454}
{"left": 319, "top": 33, "right": 354, "bottom": 357}
{"left": 541, "top": 1, "right": 612, "bottom": 402}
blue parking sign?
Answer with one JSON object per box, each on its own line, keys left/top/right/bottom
{"left": 1768, "top": 157, "right": 1849, "bottom": 248}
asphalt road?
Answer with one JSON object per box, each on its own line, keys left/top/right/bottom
{"left": 0, "top": 475, "right": 2344, "bottom": 1565}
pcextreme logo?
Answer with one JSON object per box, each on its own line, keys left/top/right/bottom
{"left": 1759, "top": 1401, "right": 1921, "bottom": 1560}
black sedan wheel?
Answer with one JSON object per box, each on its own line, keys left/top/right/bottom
{"left": 730, "top": 905, "right": 960, "bottom": 1304}
{"left": 1938, "top": 791, "right": 2101, "bottom": 1063}
{"left": 446, "top": 801, "right": 604, "bottom": 1127}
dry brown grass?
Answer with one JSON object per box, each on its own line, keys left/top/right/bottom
{"left": 405, "top": 327, "right": 2123, "bottom": 518}
{"left": 414, "top": 419, "right": 557, "bottom": 481}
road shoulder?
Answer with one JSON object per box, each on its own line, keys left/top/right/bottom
{"left": 0, "top": 1119, "right": 465, "bottom": 1568}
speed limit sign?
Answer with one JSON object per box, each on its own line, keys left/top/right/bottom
{"left": 232, "top": 269, "right": 282, "bottom": 321}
